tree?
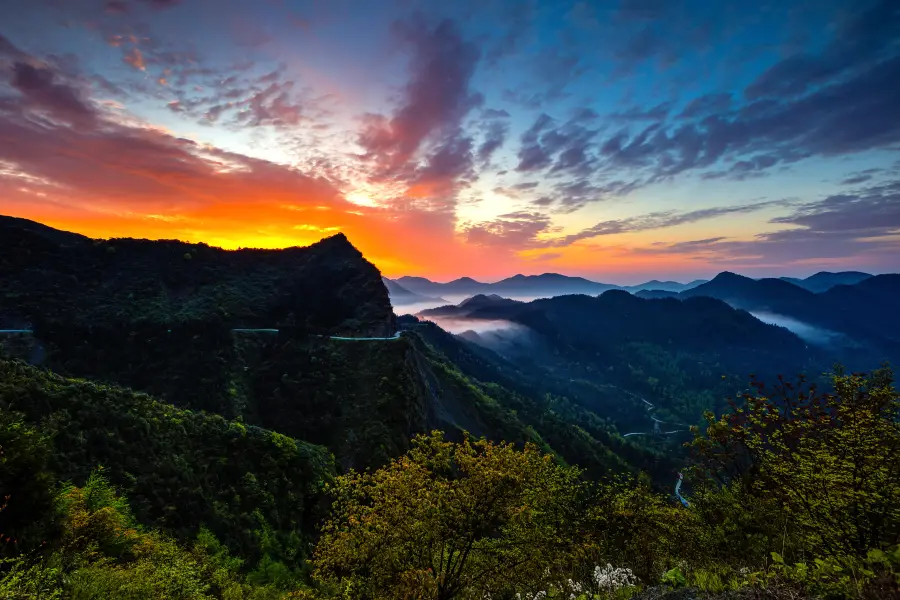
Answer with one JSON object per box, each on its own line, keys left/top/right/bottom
{"left": 0, "top": 410, "right": 57, "bottom": 556}
{"left": 312, "top": 431, "right": 589, "bottom": 600}
{"left": 691, "top": 367, "right": 900, "bottom": 561}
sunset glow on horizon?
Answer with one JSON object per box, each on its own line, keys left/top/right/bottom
{"left": 1, "top": 0, "right": 898, "bottom": 284}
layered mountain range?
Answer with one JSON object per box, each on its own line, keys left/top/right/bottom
{"left": 2, "top": 215, "right": 895, "bottom": 580}
{"left": 387, "top": 270, "right": 875, "bottom": 305}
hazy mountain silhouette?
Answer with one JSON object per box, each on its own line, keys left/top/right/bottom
{"left": 781, "top": 271, "right": 872, "bottom": 293}
{"left": 383, "top": 277, "right": 446, "bottom": 306}
{"left": 419, "top": 294, "right": 524, "bottom": 318}
{"left": 396, "top": 273, "right": 702, "bottom": 299}
{"left": 679, "top": 271, "right": 900, "bottom": 362}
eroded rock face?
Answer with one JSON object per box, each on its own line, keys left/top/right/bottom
{"left": 0, "top": 217, "right": 394, "bottom": 336}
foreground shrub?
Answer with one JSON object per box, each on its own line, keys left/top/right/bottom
{"left": 313, "top": 431, "right": 590, "bottom": 600}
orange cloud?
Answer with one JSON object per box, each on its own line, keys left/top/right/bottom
{"left": 123, "top": 48, "right": 145, "bottom": 71}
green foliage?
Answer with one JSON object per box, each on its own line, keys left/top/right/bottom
{"left": 313, "top": 431, "right": 590, "bottom": 600}
{"left": 407, "top": 324, "right": 678, "bottom": 483}
{"left": 684, "top": 366, "right": 900, "bottom": 598}
{"left": 0, "top": 472, "right": 296, "bottom": 599}
{"left": 0, "top": 409, "right": 58, "bottom": 556}
{"left": 0, "top": 359, "right": 335, "bottom": 564}
{"left": 660, "top": 567, "right": 685, "bottom": 588}
{"left": 692, "top": 367, "right": 900, "bottom": 560}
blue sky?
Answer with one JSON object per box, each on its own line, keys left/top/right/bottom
{"left": 0, "top": 0, "right": 898, "bottom": 282}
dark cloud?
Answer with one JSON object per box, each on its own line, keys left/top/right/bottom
{"left": 701, "top": 153, "right": 783, "bottom": 181}
{"left": 615, "top": 0, "right": 669, "bottom": 22}
{"left": 635, "top": 180, "right": 900, "bottom": 268}
{"left": 164, "top": 64, "right": 320, "bottom": 133}
{"left": 477, "top": 120, "right": 508, "bottom": 165}
{"left": 839, "top": 168, "right": 884, "bottom": 186}
{"left": 482, "top": 108, "right": 510, "bottom": 119}
{"left": 841, "top": 174, "right": 874, "bottom": 185}
{"left": 678, "top": 92, "right": 732, "bottom": 119}
{"left": 611, "top": 101, "right": 674, "bottom": 122}
{"left": 358, "top": 18, "right": 482, "bottom": 188}
{"left": 771, "top": 181, "right": 900, "bottom": 236}
{"left": 744, "top": 0, "right": 899, "bottom": 100}
{"left": 0, "top": 34, "right": 28, "bottom": 61}
{"left": 409, "top": 131, "right": 476, "bottom": 206}
{"left": 8, "top": 62, "right": 97, "bottom": 128}
{"left": 634, "top": 237, "right": 729, "bottom": 255}
{"left": 549, "top": 199, "right": 786, "bottom": 246}
{"left": 483, "top": 0, "right": 536, "bottom": 66}
{"left": 549, "top": 178, "right": 645, "bottom": 213}
{"left": 500, "top": 87, "right": 543, "bottom": 110}
{"left": 592, "top": 53, "right": 900, "bottom": 186}
{"left": 233, "top": 80, "right": 304, "bottom": 128}
{"left": 463, "top": 210, "right": 553, "bottom": 247}
{"left": 515, "top": 112, "right": 598, "bottom": 176}
{"left": 462, "top": 197, "right": 785, "bottom": 249}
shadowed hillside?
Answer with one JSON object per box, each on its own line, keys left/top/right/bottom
{"left": 0, "top": 216, "right": 394, "bottom": 336}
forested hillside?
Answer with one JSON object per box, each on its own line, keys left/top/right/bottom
{"left": 0, "top": 216, "right": 393, "bottom": 336}
{"left": 414, "top": 290, "right": 820, "bottom": 431}
{"left": 0, "top": 359, "right": 334, "bottom": 566}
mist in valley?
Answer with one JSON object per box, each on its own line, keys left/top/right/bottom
{"left": 749, "top": 310, "right": 846, "bottom": 346}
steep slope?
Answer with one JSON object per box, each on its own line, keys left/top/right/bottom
{"left": 0, "top": 216, "right": 394, "bottom": 336}
{"left": 0, "top": 358, "right": 334, "bottom": 564}
{"left": 401, "top": 320, "right": 679, "bottom": 482}
{"left": 10, "top": 323, "right": 427, "bottom": 471}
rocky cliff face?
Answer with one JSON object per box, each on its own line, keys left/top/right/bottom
{"left": 0, "top": 216, "right": 394, "bottom": 336}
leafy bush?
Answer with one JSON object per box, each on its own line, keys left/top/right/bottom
{"left": 313, "top": 431, "right": 590, "bottom": 600}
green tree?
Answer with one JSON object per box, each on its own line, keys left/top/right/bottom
{"left": 0, "top": 410, "right": 58, "bottom": 556}
{"left": 692, "top": 367, "right": 900, "bottom": 561}
{"left": 312, "top": 431, "right": 589, "bottom": 600}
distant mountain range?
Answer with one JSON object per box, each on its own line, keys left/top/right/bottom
{"left": 421, "top": 270, "right": 897, "bottom": 368}
{"left": 678, "top": 271, "right": 900, "bottom": 357}
{"left": 382, "top": 277, "right": 445, "bottom": 305}
{"left": 388, "top": 271, "right": 875, "bottom": 305}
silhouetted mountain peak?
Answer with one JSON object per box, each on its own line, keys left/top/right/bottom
{"left": 460, "top": 294, "right": 516, "bottom": 308}
{"left": 1, "top": 215, "right": 91, "bottom": 247}
{"left": 0, "top": 217, "right": 394, "bottom": 335}
{"left": 711, "top": 271, "right": 753, "bottom": 284}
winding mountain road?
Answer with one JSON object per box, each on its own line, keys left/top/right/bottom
{"left": 608, "top": 387, "right": 688, "bottom": 438}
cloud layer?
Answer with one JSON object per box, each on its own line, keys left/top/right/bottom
{"left": 0, "top": 0, "right": 898, "bottom": 280}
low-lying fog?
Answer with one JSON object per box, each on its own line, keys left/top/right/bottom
{"left": 417, "top": 316, "right": 523, "bottom": 336}
{"left": 750, "top": 311, "right": 844, "bottom": 346}
{"left": 391, "top": 294, "right": 547, "bottom": 315}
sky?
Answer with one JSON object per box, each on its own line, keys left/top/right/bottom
{"left": 0, "top": 0, "right": 898, "bottom": 283}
